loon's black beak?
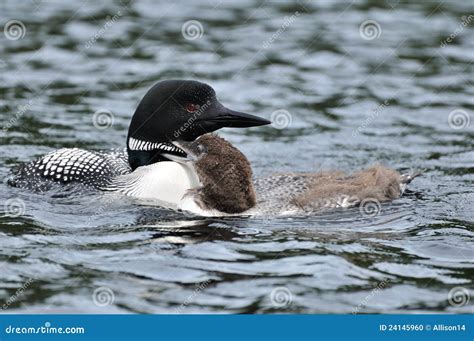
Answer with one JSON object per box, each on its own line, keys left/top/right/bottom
{"left": 196, "top": 102, "right": 270, "bottom": 130}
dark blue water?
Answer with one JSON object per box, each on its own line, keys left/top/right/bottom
{"left": 1, "top": 0, "right": 473, "bottom": 313}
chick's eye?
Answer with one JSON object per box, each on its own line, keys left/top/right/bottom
{"left": 186, "top": 103, "right": 200, "bottom": 113}
{"left": 197, "top": 144, "right": 207, "bottom": 153}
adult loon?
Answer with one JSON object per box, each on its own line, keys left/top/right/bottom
{"left": 164, "top": 134, "right": 420, "bottom": 216}
{"left": 8, "top": 80, "right": 270, "bottom": 203}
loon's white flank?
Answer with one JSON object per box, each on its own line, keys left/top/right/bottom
{"left": 178, "top": 193, "right": 227, "bottom": 216}
{"left": 105, "top": 161, "right": 201, "bottom": 206}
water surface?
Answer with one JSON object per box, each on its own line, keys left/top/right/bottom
{"left": 0, "top": 0, "right": 473, "bottom": 313}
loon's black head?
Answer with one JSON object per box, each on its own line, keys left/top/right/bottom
{"left": 127, "top": 80, "right": 270, "bottom": 170}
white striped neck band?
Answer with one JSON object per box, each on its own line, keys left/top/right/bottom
{"left": 128, "top": 137, "right": 184, "bottom": 154}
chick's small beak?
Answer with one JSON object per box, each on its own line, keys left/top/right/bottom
{"left": 162, "top": 141, "right": 197, "bottom": 163}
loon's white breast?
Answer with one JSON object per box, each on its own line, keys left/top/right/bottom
{"left": 9, "top": 147, "right": 204, "bottom": 210}
{"left": 106, "top": 161, "right": 201, "bottom": 208}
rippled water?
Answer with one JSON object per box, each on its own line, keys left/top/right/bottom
{"left": 1, "top": 0, "right": 473, "bottom": 314}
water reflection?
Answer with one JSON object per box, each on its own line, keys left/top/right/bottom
{"left": 0, "top": 0, "right": 473, "bottom": 313}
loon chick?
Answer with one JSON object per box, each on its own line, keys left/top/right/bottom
{"left": 168, "top": 134, "right": 420, "bottom": 216}
{"left": 8, "top": 80, "right": 270, "bottom": 197}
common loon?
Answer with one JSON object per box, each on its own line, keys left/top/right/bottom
{"left": 8, "top": 80, "right": 270, "bottom": 202}
{"left": 165, "top": 134, "right": 420, "bottom": 216}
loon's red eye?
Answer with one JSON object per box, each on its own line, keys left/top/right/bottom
{"left": 186, "top": 103, "right": 200, "bottom": 113}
